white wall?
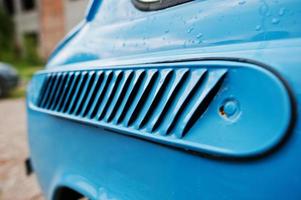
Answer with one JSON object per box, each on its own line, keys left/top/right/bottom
{"left": 64, "top": 0, "right": 89, "bottom": 32}
{"left": 13, "top": 0, "right": 39, "bottom": 47}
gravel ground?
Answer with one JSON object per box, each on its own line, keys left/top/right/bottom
{"left": 0, "top": 98, "right": 44, "bottom": 200}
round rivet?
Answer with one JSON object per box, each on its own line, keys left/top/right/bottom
{"left": 219, "top": 99, "right": 240, "bottom": 120}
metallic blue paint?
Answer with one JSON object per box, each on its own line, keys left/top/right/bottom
{"left": 27, "top": 0, "right": 301, "bottom": 199}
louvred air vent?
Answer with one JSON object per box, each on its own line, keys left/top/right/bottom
{"left": 36, "top": 68, "right": 226, "bottom": 138}
{"left": 29, "top": 61, "right": 292, "bottom": 158}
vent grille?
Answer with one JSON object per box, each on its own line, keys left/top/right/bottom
{"left": 36, "top": 68, "right": 226, "bottom": 138}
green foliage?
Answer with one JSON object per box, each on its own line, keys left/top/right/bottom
{"left": 23, "top": 33, "right": 42, "bottom": 65}
{"left": 0, "top": 6, "right": 43, "bottom": 65}
{"left": 0, "top": 6, "right": 15, "bottom": 61}
{"left": 0, "top": 6, "right": 43, "bottom": 99}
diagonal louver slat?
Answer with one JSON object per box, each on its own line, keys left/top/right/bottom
{"left": 105, "top": 70, "right": 134, "bottom": 122}
{"left": 89, "top": 71, "right": 113, "bottom": 119}
{"left": 114, "top": 70, "right": 145, "bottom": 124}
{"left": 61, "top": 72, "right": 81, "bottom": 113}
{"left": 158, "top": 69, "right": 207, "bottom": 136}
{"left": 45, "top": 73, "right": 62, "bottom": 109}
{"left": 81, "top": 71, "right": 104, "bottom": 117}
{"left": 37, "top": 73, "right": 53, "bottom": 108}
{"left": 134, "top": 69, "right": 173, "bottom": 129}
{"left": 74, "top": 71, "right": 96, "bottom": 116}
{"left": 172, "top": 70, "right": 227, "bottom": 138}
{"left": 125, "top": 69, "right": 159, "bottom": 126}
{"left": 146, "top": 68, "right": 189, "bottom": 133}
{"left": 50, "top": 73, "right": 67, "bottom": 111}
{"left": 97, "top": 71, "right": 123, "bottom": 121}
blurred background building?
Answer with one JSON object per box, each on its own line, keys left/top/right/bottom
{"left": 0, "top": 2, "right": 89, "bottom": 198}
{"left": 0, "top": 0, "right": 89, "bottom": 59}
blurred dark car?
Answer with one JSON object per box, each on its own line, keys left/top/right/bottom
{"left": 0, "top": 62, "right": 19, "bottom": 97}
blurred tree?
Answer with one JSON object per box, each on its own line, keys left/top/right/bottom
{"left": 23, "top": 32, "right": 41, "bottom": 65}
{"left": 0, "top": 5, "right": 15, "bottom": 62}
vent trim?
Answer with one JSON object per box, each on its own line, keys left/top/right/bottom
{"left": 28, "top": 61, "right": 293, "bottom": 158}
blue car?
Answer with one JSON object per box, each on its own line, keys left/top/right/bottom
{"left": 27, "top": 0, "right": 301, "bottom": 199}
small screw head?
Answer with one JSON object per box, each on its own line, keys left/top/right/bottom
{"left": 219, "top": 99, "right": 240, "bottom": 121}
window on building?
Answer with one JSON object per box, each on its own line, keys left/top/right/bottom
{"left": 3, "top": 0, "right": 15, "bottom": 15}
{"left": 21, "top": 0, "right": 36, "bottom": 12}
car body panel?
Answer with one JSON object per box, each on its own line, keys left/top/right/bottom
{"left": 27, "top": 0, "right": 301, "bottom": 199}
{"left": 47, "top": 0, "right": 301, "bottom": 68}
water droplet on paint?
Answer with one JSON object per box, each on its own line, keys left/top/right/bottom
{"left": 255, "top": 25, "right": 262, "bottom": 31}
{"left": 196, "top": 33, "right": 203, "bottom": 38}
{"left": 278, "top": 7, "right": 285, "bottom": 16}
{"left": 272, "top": 18, "right": 280, "bottom": 24}
{"left": 187, "top": 27, "right": 194, "bottom": 33}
